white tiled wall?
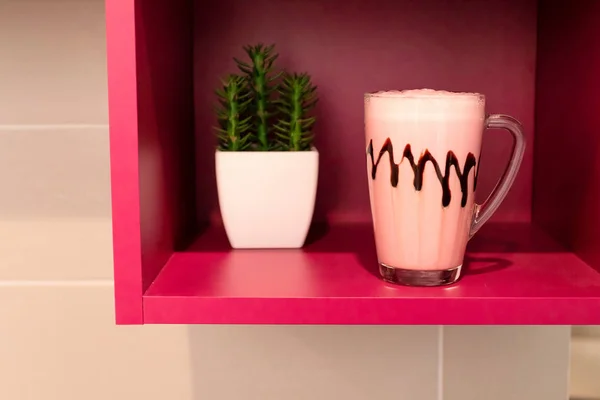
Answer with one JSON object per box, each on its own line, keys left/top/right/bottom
{"left": 0, "top": 0, "right": 108, "bottom": 124}
{"left": 444, "top": 326, "right": 570, "bottom": 400}
{"left": 0, "top": 1, "right": 576, "bottom": 399}
{"left": 571, "top": 327, "right": 600, "bottom": 399}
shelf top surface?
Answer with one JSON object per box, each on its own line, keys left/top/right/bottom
{"left": 143, "top": 223, "right": 600, "bottom": 324}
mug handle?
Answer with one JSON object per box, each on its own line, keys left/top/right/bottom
{"left": 469, "top": 114, "right": 526, "bottom": 238}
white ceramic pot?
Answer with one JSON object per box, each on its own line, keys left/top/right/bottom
{"left": 215, "top": 148, "right": 319, "bottom": 249}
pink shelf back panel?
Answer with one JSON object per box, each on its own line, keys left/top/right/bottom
{"left": 193, "top": 0, "right": 537, "bottom": 225}
{"left": 135, "top": 0, "right": 196, "bottom": 289}
{"left": 534, "top": 0, "right": 600, "bottom": 273}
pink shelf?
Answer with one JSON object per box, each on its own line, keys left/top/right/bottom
{"left": 106, "top": 0, "right": 600, "bottom": 324}
{"left": 144, "top": 223, "right": 600, "bottom": 324}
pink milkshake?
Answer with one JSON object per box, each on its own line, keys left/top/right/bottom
{"left": 365, "top": 89, "right": 525, "bottom": 286}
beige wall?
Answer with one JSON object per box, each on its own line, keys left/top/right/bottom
{"left": 0, "top": 1, "right": 576, "bottom": 399}
{"left": 571, "top": 327, "right": 600, "bottom": 399}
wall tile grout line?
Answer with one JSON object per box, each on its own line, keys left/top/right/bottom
{"left": 0, "top": 124, "right": 109, "bottom": 131}
{"left": 567, "top": 334, "right": 573, "bottom": 400}
{"left": 437, "top": 325, "right": 444, "bottom": 400}
{"left": 0, "top": 280, "right": 113, "bottom": 287}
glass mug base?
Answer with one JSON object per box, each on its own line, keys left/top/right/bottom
{"left": 379, "top": 263, "right": 462, "bottom": 287}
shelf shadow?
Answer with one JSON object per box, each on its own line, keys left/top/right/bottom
{"left": 186, "top": 222, "right": 568, "bottom": 254}
{"left": 305, "top": 223, "right": 516, "bottom": 279}
{"left": 467, "top": 222, "right": 569, "bottom": 253}
{"left": 187, "top": 324, "right": 436, "bottom": 400}
{"left": 184, "top": 221, "right": 564, "bottom": 280}
{"left": 463, "top": 255, "right": 512, "bottom": 276}
{"left": 185, "top": 223, "right": 232, "bottom": 252}
{"left": 304, "top": 222, "right": 381, "bottom": 279}
{"left": 305, "top": 222, "right": 569, "bottom": 254}
{"left": 303, "top": 222, "right": 331, "bottom": 246}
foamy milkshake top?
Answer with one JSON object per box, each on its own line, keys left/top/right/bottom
{"left": 365, "top": 89, "right": 485, "bottom": 119}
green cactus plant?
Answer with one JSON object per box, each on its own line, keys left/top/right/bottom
{"left": 213, "top": 74, "right": 253, "bottom": 151}
{"left": 274, "top": 72, "right": 318, "bottom": 151}
{"left": 234, "top": 44, "right": 281, "bottom": 151}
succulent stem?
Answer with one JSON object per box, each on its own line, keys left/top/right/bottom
{"left": 235, "top": 44, "right": 280, "bottom": 151}
{"left": 274, "top": 72, "right": 318, "bottom": 151}
{"left": 213, "top": 74, "right": 253, "bottom": 151}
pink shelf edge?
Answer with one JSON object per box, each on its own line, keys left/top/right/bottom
{"left": 106, "top": 0, "right": 144, "bottom": 324}
{"left": 142, "top": 296, "right": 600, "bottom": 325}
{"left": 141, "top": 223, "right": 600, "bottom": 325}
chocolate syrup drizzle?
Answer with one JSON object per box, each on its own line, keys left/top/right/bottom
{"left": 367, "top": 138, "right": 480, "bottom": 208}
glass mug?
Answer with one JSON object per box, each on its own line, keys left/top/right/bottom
{"left": 365, "top": 89, "right": 525, "bottom": 286}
